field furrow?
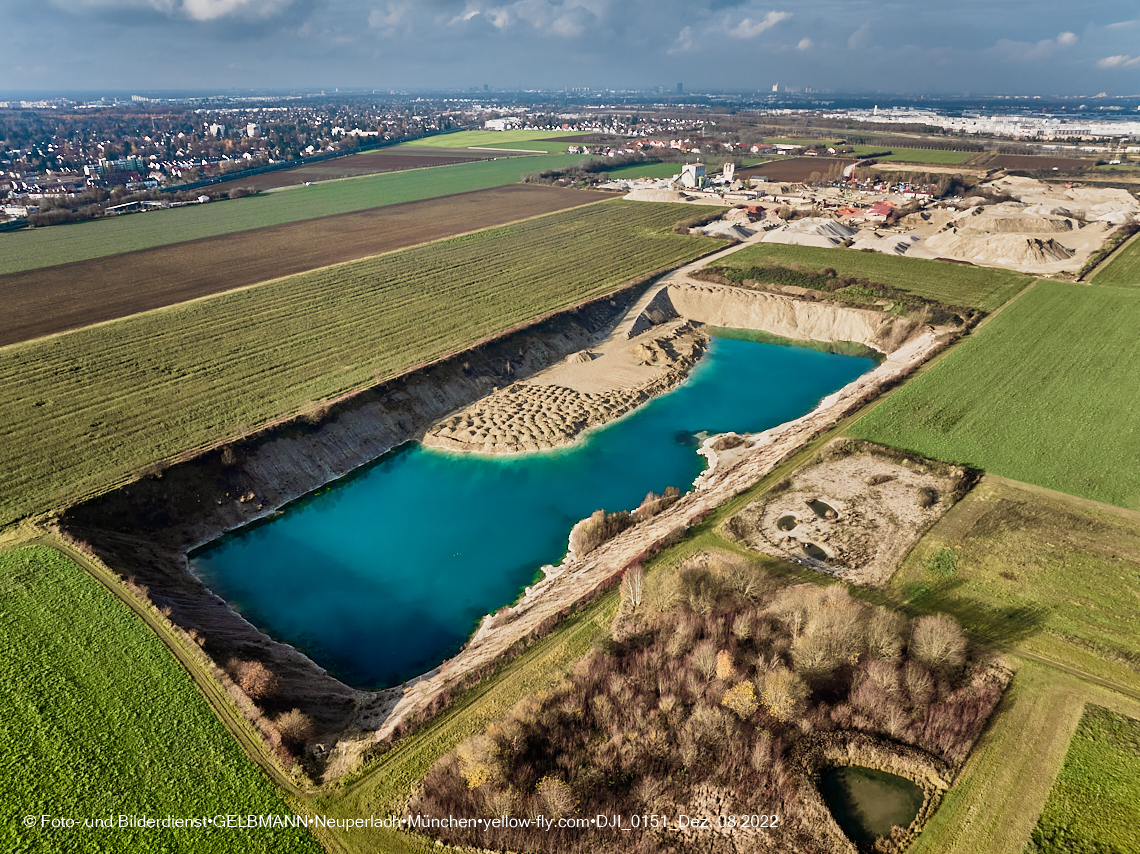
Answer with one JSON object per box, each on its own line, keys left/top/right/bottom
{"left": 0, "top": 200, "right": 721, "bottom": 527}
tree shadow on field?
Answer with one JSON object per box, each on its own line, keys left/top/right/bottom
{"left": 904, "top": 577, "right": 1049, "bottom": 648}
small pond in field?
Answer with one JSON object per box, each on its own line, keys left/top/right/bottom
{"left": 819, "top": 766, "right": 925, "bottom": 851}
{"left": 191, "top": 333, "right": 875, "bottom": 688}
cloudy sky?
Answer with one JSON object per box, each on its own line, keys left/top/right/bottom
{"left": 4, "top": 1, "right": 1140, "bottom": 94}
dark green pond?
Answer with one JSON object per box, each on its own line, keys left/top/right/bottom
{"left": 820, "top": 766, "right": 925, "bottom": 851}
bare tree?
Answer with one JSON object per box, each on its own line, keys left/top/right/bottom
{"left": 620, "top": 565, "right": 644, "bottom": 611}
{"left": 910, "top": 614, "right": 967, "bottom": 671}
{"left": 228, "top": 659, "right": 280, "bottom": 701}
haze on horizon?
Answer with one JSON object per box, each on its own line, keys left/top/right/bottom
{"left": 5, "top": 1, "right": 1140, "bottom": 96}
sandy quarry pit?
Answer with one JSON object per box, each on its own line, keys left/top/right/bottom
{"left": 887, "top": 177, "right": 1138, "bottom": 274}
{"left": 724, "top": 443, "right": 970, "bottom": 586}
{"left": 422, "top": 269, "right": 912, "bottom": 456}
{"left": 59, "top": 250, "right": 953, "bottom": 782}
{"left": 422, "top": 317, "right": 708, "bottom": 454}
{"left": 647, "top": 171, "right": 1139, "bottom": 274}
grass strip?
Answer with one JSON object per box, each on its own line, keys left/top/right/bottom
{"left": 1089, "top": 231, "right": 1140, "bottom": 287}
{"left": 1029, "top": 705, "right": 1140, "bottom": 853}
{"left": 718, "top": 243, "right": 1034, "bottom": 312}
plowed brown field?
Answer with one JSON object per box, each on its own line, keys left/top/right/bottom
{"left": 983, "top": 154, "right": 1096, "bottom": 171}
{"left": 0, "top": 185, "right": 604, "bottom": 346}
{"left": 209, "top": 147, "right": 504, "bottom": 193}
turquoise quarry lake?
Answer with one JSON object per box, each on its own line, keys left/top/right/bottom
{"left": 192, "top": 334, "right": 874, "bottom": 688}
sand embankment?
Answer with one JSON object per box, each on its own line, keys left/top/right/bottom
{"left": 422, "top": 319, "right": 707, "bottom": 454}
{"left": 667, "top": 282, "right": 895, "bottom": 350}
{"left": 422, "top": 281, "right": 900, "bottom": 455}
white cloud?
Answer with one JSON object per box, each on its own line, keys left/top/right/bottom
{"left": 847, "top": 22, "right": 871, "bottom": 50}
{"left": 53, "top": 0, "right": 301, "bottom": 21}
{"left": 796, "top": 37, "right": 812, "bottom": 51}
{"left": 369, "top": 3, "right": 409, "bottom": 33}
{"left": 447, "top": 0, "right": 593, "bottom": 36}
{"left": 669, "top": 24, "right": 693, "bottom": 53}
{"left": 992, "top": 30, "right": 1081, "bottom": 62}
{"left": 728, "top": 10, "right": 791, "bottom": 39}
{"left": 1099, "top": 54, "right": 1140, "bottom": 68}
{"left": 181, "top": 0, "right": 292, "bottom": 20}
{"left": 550, "top": 15, "right": 583, "bottom": 36}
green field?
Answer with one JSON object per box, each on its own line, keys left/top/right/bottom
{"left": 399, "top": 130, "right": 585, "bottom": 152}
{"left": 1030, "top": 706, "right": 1140, "bottom": 854}
{"left": 0, "top": 201, "right": 720, "bottom": 528}
{"left": 893, "top": 477, "right": 1140, "bottom": 690}
{"left": 851, "top": 145, "right": 976, "bottom": 165}
{"left": 0, "top": 154, "right": 580, "bottom": 275}
{"left": 905, "top": 662, "right": 1140, "bottom": 854}
{"left": 1091, "top": 232, "right": 1140, "bottom": 287}
{"left": 717, "top": 243, "right": 1034, "bottom": 311}
{"left": 850, "top": 282, "right": 1140, "bottom": 510}
{"left": 0, "top": 546, "right": 321, "bottom": 854}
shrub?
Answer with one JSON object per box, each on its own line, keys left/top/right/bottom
{"left": 274, "top": 709, "right": 315, "bottom": 748}
{"left": 570, "top": 509, "right": 635, "bottom": 556}
{"left": 535, "top": 776, "right": 577, "bottom": 819}
{"left": 228, "top": 659, "right": 280, "bottom": 701}
{"left": 722, "top": 681, "right": 759, "bottom": 719}
{"left": 633, "top": 485, "right": 682, "bottom": 520}
{"left": 619, "top": 565, "right": 645, "bottom": 611}
{"left": 716, "top": 649, "right": 738, "bottom": 681}
{"left": 758, "top": 668, "right": 808, "bottom": 721}
{"left": 457, "top": 734, "right": 498, "bottom": 789}
{"left": 927, "top": 548, "right": 958, "bottom": 578}
{"left": 692, "top": 640, "right": 720, "bottom": 681}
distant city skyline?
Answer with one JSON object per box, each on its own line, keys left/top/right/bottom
{"left": 6, "top": 2, "right": 1140, "bottom": 95}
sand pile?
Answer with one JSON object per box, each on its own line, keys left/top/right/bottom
{"left": 723, "top": 207, "right": 754, "bottom": 224}
{"left": 424, "top": 321, "right": 709, "bottom": 454}
{"left": 424, "top": 383, "right": 647, "bottom": 454}
{"left": 1088, "top": 203, "right": 1137, "bottom": 225}
{"left": 900, "top": 209, "right": 957, "bottom": 229}
{"left": 924, "top": 230, "right": 1074, "bottom": 265}
{"left": 849, "top": 232, "right": 921, "bottom": 255}
{"left": 984, "top": 177, "right": 1140, "bottom": 223}
{"left": 625, "top": 188, "right": 690, "bottom": 203}
{"left": 1023, "top": 203, "right": 1077, "bottom": 219}
{"left": 701, "top": 222, "right": 755, "bottom": 240}
{"left": 949, "top": 203, "right": 1076, "bottom": 235}
{"left": 762, "top": 217, "right": 858, "bottom": 248}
